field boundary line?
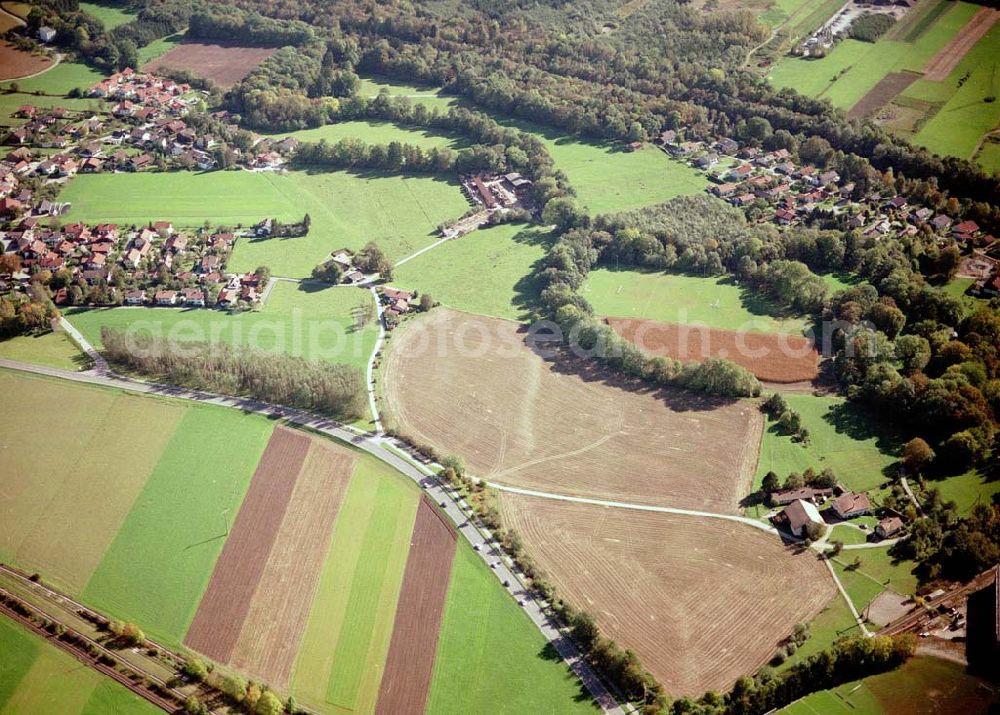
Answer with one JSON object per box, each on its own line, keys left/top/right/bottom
{"left": 484, "top": 482, "right": 784, "bottom": 535}
{"left": 393, "top": 233, "right": 454, "bottom": 267}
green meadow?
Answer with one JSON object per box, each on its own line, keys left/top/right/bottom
{"left": 0, "top": 62, "right": 105, "bottom": 125}
{"left": 778, "top": 656, "right": 997, "bottom": 714}
{"left": 80, "top": 1, "right": 136, "bottom": 30}
{"left": 776, "top": 592, "right": 862, "bottom": 673}
{"left": 831, "top": 549, "right": 918, "bottom": 615}
{"left": 910, "top": 20, "right": 1000, "bottom": 160}
{"left": 59, "top": 170, "right": 471, "bottom": 277}
{"left": 66, "top": 281, "right": 379, "bottom": 371}
{"left": 0, "top": 617, "right": 159, "bottom": 715}
{"left": 755, "top": 394, "right": 900, "bottom": 494}
{"left": 392, "top": 223, "right": 551, "bottom": 321}
{"left": 0, "top": 331, "right": 86, "bottom": 370}
{"left": 582, "top": 268, "right": 823, "bottom": 334}
{"left": 265, "top": 119, "right": 470, "bottom": 151}
{"left": 426, "top": 546, "right": 599, "bottom": 714}
{"left": 82, "top": 405, "right": 273, "bottom": 647}
{"left": 927, "top": 469, "right": 1000, "bottom": 515}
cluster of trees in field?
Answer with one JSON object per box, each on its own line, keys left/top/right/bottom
{"left": 181, "top": 656, "right": 295, "bottom": 715}
{"left": 761, "top": 393, "right": 811, "bottom": 444}
{"left": 101, "top": 327, "right": 367, "bottom": 419}
{"left": 848, "top": 13, "right": 895, "bottom": 43}
{"left": 30, "top": 0, "right": 190, "bottom": 70}
{"left": 292, "top": 138, "right": 462, "bottom": 174}
{"left": 0, "top": 285, "right": 60, "bottom": 337}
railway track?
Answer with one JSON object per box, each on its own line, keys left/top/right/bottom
{"left": 877, "top": 568, "right": 997, "bottom": 637}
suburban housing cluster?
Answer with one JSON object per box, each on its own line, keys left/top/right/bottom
{"left": 0, "top": 209, "right": 267, "bottom": 310}
{"left": 655, "top": 130, "right": 1000, "bottom": 297}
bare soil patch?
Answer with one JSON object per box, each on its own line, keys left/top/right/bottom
{"left": 499, "top": 493, "right": 836, "bottom": 696}
{"left": 184, "top": 426, "right": 309, "bottom": 662}
{"left": 923, "top": 7, "right": 1000, "bottom": 81}
{"left": 375, "top": 498, "right": 457, "bottom": 715}
{"left": 865, "top": 590, "right": 914, "bottom": 627}
{"left": 383, "top": 310, "right": 763, "bottom": 515}
{"left": 607, "top": 317, "right": 819, "bottom": 384}
{"left": 848, "top": 71, "right": 922, "bottom": 119}
{"left": 229, "top": 438, "right": 356, "bottom": 689}
{"left": 142, "top": 41, "right": 277, "bottom": 89}
{"left": 0, "top": 43, "right": 54, "bottom": 80}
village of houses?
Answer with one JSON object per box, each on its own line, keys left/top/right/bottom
{"left": 654, "top": 129, "right": 1000, "bottom": 297}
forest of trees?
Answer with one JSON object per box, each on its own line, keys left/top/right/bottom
{"left": 101, "top": 327, "right": 367, "bottom": 419}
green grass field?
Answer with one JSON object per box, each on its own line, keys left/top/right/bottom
{"left": 82, "top": 405, "right": 273, "bottom": 647}
{"left": 137, "top": 33, "right": 184, "bottom": 65}
{"left": 827, "top": 523, "right": 870, "bottom": 546}
{"left": 59, "top": 170, "right": 470, "bottom": 277}
{"left": 266, "top": 119, "right": 469, "bottom": 151}
{"left": 910, "top": 20, "right": 1000, "bottom": 161}
{"left": 0, "top": 62, "right": 106, "bottom": 125}
{"left": 768, "top": 2, "right": 979, "bottom": 109}
{"left": 583, "top": 268, "right": 822, "bottom": 334}
{"left": 426, "top": 546, "right": 599, "bottom": 714}
{"left": 291, "top": 457, "right": 419, "bottom": 714}
{"left": 0, "top": 331, "right": 87, "bottom": 370}
{"left": 393, "top": 223, "right": 551, "bottom": 321}
{"left": 975, "top": 139, "right": 1000, "bottom": 175}
{"left": 776, "top": 591, "right": 862, "bottom": 673}
{"left": 0, "top": 617, "right": 159, "bottom": 715}
{"left": 756, "top": 394, "right": 900, "bottom": 495}
{"left": 833, "top": 548, "right": 918, "bottom": 605}
{"left": 80, "top": 1, "right": 135, "bottom": 29}
{"left": 779, "top": 655, "right": 998, "bottom": 714}
{"left": 759, "top": 0, "right": 811, "bottom": 30}
{"left": 66, "top": 281, "right": 379, "bottom": 370}
{"left": 357, "top": 75, "right": 459, "bottom": 108}
{"left": 927, "top": 469, "right": 1000, "bottom": 514}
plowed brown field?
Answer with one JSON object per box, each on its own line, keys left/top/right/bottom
{"left": 499, "top": 492, "right": 836, "bottom": 696}
{"left": 375, "top": 499, "right": 457, "bottom": 715}
{"left": 0, "top": 44, "right": 54, "bottom": 80}
{"left": 229, "top": 438, "right": 356, "bottom": 689}
{"left": 383, "top": 310, "right": 763, "bottom": 514}
{"left": 142, "top": 42, "right": 277, "bottom": 88}
{"left": 848, "top": 71, "right": 921, "bottom": 119}
{"left": 184, "top": 426, "right": 309, "bottom": 662}
{"left": 923, "top": 7, "right": 1000, "bottom": 81}
{"left": 606, "top": 317, "right": 819, "bottom": 383}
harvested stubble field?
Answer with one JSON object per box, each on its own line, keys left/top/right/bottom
{"left": 142, "top": 41, "right": 277, "bottom": 88}
{"left": 499, "top": 493, "right": 836, "bottom": 696}
{"left": 605, "top": 317, "right": 819, "bottom": 384}
{"left": 375, "top": 499, "right": 457, "bottom": 715}
{"left": 922, "top": 6, "right": 1000, "bottom": 81}
{"left": 230, "top": 438, "right": 356, "bottom": 689}
{"left": 383, "top": 309, "right": 763, "bottom": 514}
{"left": 184, "top": 426, "right": 311, "bottom": 663}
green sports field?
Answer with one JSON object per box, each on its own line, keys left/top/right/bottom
{"left": 582, "top": 268, "right": 831, "bottom": 334}
{"left": 426, "top": 546, "right": 599, "bottom": 714}
{"left": 66, "top": 281, "right": 379, "bottom": 371}
{"left": 81, "top": 404, "right": 273, "bottom": 647}
{"left": 392, "top": 223, "right": 551, "bottom": 321}
{"left": 59, "top": 170, "right": 471, "bottom": 277}
{"left": 0, "top": 617, "right": 159, "bottom": 715}
{"left": 0, "top": 331, "right": 86, "bottom": 370}
{"left": 755, "top": 394, "right": 901, "bottom": 495}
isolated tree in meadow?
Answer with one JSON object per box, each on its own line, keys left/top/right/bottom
{"left": 901, "top": 437, "right": 935, "bottom": 474}
{"left": 419, "top": 293, "right": 434, "bottom": 311}
{"left": 761, "top": 471, "right": 780, "bottom": 495}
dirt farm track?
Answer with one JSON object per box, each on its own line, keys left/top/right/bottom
{"left": 500, "top": 493, "right": 836, "bottom": 696}
{"left": 382, "top": 309, "right": 764, "bottom": 515}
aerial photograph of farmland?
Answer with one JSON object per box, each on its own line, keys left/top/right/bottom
{"left": 0, "top": 0, "right": 998, "bottom": 713}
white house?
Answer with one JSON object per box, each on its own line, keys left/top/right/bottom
{"left": 38, "top": 26, "right": 57, "bottom": 43}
